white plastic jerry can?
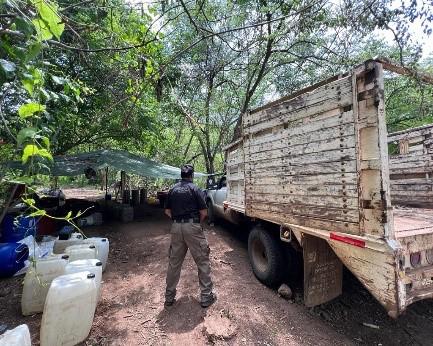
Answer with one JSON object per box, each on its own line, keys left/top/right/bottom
{"left": 83, "top": 237, "right": 109, "bottom": 271}
{"left": 0, "top": 324, "right": 31, "bottom": 346}
{"left": 21, "top": 255, "right": 70, "bottom": 316}
{"left": 53, "top": 238, "right": 83, "bottom": 254}
{"left": 65, "top": 259, "right": 103, "bottom": 301}
{"left": 65, "top": 244, "right": 97, "bottom": 262}
{"left": 40, "top": 271, "right": 98, "bottom": 346}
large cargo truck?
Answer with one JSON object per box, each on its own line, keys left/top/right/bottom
{"left": 206, "top": 59, "right": 433, "bottom": 317}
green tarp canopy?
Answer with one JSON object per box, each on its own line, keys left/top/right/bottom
{"left": 11, "top": 149, "right": 207, "bottom": 179}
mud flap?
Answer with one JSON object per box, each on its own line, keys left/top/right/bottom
{"left": 303, "top": 234, "right": 343, "bottom": 307}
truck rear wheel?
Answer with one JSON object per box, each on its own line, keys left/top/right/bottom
{"left": 248, "top": 226, "right": 285, "bottom": 287}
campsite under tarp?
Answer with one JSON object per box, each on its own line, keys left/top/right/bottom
{"left": 11, "top": 149, "right": 207, "bottom": 179}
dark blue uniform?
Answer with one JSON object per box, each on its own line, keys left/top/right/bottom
{"left": 165, "top": 180, "right": 207, "bottom": 220}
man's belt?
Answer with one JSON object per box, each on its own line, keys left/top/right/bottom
{"left": 173, "top": 217, "right": 200, "bottom": 223}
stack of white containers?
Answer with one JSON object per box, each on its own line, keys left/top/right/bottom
{"left": 20, "top": 233, "right": 109, "bottom": 346}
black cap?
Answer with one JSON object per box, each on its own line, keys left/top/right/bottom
{"left": 181, "top": 164, "right": 194, "bottom": 178}
{"left": 96, "top": 261, "right": 102, "bottom": 266}
{"left": 87, "top": 273, "right": 95, "bottom": 279}
{"left": 89, "top": 245, "right": 96, "bottom": 249}
{"left": 61, "top": 255, "right": 69, "bottom": 260}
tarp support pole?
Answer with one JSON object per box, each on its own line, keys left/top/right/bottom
{"left": 105, "top": 167, "right": 108, "bottom": 197}
{"left": 121, "top": 170, "right": 126, "bottom": 203}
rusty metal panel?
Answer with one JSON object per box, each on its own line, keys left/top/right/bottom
{"left": 303, "top": 234, "right": 343, "bottom": 307}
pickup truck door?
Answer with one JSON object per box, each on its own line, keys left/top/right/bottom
{"left": 214, "top": 186, "right": 227, "bottom": 205}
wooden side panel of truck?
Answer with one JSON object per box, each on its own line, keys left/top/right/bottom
{"left": 388, "top": 124, "right": 433, "bottom": 207}
{"left": 224, "top": 59, "right": 433, "bottom": 317}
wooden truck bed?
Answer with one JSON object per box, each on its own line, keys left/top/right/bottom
{"left": 394, "top": 207, "right": 433, "bottom": 238}
{"left": 224, "top": 59, "right": 433, "bottom": 316}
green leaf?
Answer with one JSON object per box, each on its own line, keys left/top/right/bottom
{"left": 32, "top": 18, "right": 53, "bottom": 41}
{"left": 22, "top": 79, "right": 34, "bottom": 95}
{"left": 0, "top": 59, "right": 16, "bottom": 79}
{"left": 17, "top": 127, "right": 38, "bottom": 146}
{"left": 22, "top": 144, "right": 39, "bottom": 163}
{"left": 18, "top": 102, "right": 46, "bottom": 118}
{"left": 65, "top": 211, "right": 72, "bottom": 219}
{"left": 23, "top": 198, "right": 36, "bottom": 206}
{"left": 15, "top": 17, "right": 34, "bottom": 37}
{"left": 37, "top": 148, "right": 53, "bottom": 161}
{"left": 26, "top": 42, "right": 42, "bottom": 61}
{"left": 41, "top": 136, "right": 50, "bottom": 149}
{"left": 29, "top": 209, "right": 46, "bottom": 217}
{"left": 31, "top": 0, "right": 65, "bottom": 40}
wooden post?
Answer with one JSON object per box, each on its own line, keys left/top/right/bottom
{"left": 105, "top": 167, "right": 108, "bottom": 197}
{"left": 353, "top": 61, "right": 394, "bottom": 238}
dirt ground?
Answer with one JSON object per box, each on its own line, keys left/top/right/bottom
{"left": 2, "top": 206, "right": 433, "bottom": 345}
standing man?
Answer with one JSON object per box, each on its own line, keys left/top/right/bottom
{"left": 164, "top": 164, "right": 216, "bottom": 308}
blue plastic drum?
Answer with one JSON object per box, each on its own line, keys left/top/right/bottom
{"left": 0, "top": 214, "right": 36, "bottom": 242}
{"left": 0, "top": 243, "right": 29, "bottom": 277}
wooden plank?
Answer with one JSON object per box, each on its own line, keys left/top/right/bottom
{"left": 378, "top": 57, "right": 433, "bottom": 85}
{"left": 250, "top": 202, "right": 359, "bottom": 222}
{"left": 244, "top": 96, "right": 352, "bottom": 136}
{"left": 391, "top": 190, "right": 433, "bottom": 197}
{"left": 247, "top": 208, "right": 360, "bottom": 234}
{"left": 246, "top": 136, "right": 355, "bottom": 161}
{"left": 250, "top": 74, "right": 348, "bottom": 115}
{"left": 388, "top": 125, "right": 433, "bottom": 142}
{"left": 389, "top": 153, "right": 428, "bottom": 163}
{"left": 390, "top": 167, "right": 433, "bottom": 175}
{"left": 246, "top": 194, "right": 358, "bottom": 209}
{"left": 390, "top": 178, "right": 433, "bottom": 185}
{"left": 246, "top": 76, "right": 352, "bottom": 127}
{"left": 391, "top": 185, "right": 433, "bottom": 192}
{"left": 390, "top": 195, "right": 433, "bottom": 203}
{"left": 244, "top": 110, "right": 354, "bottom": 149}
{"left": 389, "top": 161, "right": 431, "bottom": 171}
{"left": 246, "top": 159, "right": 357, "bottom": 175}
{"left": 245, "top": 146, "right": 356, "bottom": 166}
{"left": 248, "top": 172, "right": 358, "bottom": 185}
{"left": 246, "top": 126, "right": 356, "bottom": 154}
{"left": 355, "top": 62, "right": 393, "bottom": 238}
{"left": 246, "top": 183, "right": 358, "bottom": 197}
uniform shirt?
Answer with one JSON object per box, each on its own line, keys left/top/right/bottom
{"left": 165, "top": 180, "right": 207, "bottom": 219}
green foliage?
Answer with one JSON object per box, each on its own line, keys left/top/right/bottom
{"left": 18, "top": 102, "right": 46, "bottom": 118}
{"left": 31, "top": 0, "right": 65, "bottom": 40}
{"left": 0, "top": 0, "right": 432, "bottom": 183}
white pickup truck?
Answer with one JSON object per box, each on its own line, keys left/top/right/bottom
{"left": 206, "top": 58, "right": 433, "bottom": 318}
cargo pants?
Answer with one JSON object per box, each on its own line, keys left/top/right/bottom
{"left": 165, "top": 221, "right": 213, "bottom": 304}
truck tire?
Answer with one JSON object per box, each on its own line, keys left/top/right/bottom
{"left": 207, "top": 200, "right": 215, "bottom": 224}
{"left": 248, "top": 226, "right": 285, "bottom": 287}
